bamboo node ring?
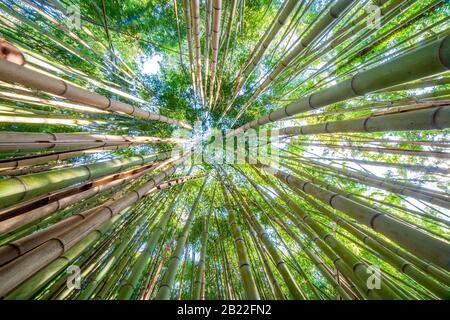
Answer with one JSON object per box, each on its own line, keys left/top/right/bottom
{"left": 328, "top": 193, "right": 339, "bottom": 207}
{"left": 431, "top": 106, "right": 443, "bottom": 129}
{"left": 59, "top": 80, "right": 69, "bottom": 96}
{"left": 351, "top": 262, "right": 363, "bottom": 272}
{"left": 362, "top": 116, "right": 371, "bottom": 132}
{"left": 11, "top": 176, "right": 29, "bottom": 202}
{"left": 369, "top": 213, "right": 383, "bottom": 229}
{"left": 350, "top": 75, "right": 363, "bottom": 96}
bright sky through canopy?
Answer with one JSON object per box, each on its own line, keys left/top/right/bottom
{"left": 141, "top": 54, "right": 162, "bottom": 75}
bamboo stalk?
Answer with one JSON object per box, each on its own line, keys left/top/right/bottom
{"left": 0, "top": 131, "right": 188, "bottom": 152}
{"left": 278, "top": 105, "right": 450, "bottom": 136}
{"left": 0, "top": 151, "right": 170, "bottom": 209}
{"left": 3, "top": 207, "right": 131, "bottom": 300}
{"left": 116, "top": 175, "right": 197, "bottom": 299}
{"left": 0, "top": 151, "right": 192, "bottom": 297}
{"left": 221, "top": 185, "right": 260, "bottom": 300}
{"left": 182, "top": 0, "right": 197, "bottom": 97}
{"left": 231, "top": 36, "right": 450, "bottom": 134}
{"left": 303, "top": 196, "right": 450, "bottom": 299}
{"left": 0, "top": 59, "right": 191, "bottom": 129}
{"left": 191, "top": 0, "right": 205, "bottom": 103}
{"left": 154, "top": 176, "right": 208, "bottom": 299}
{"left": 230, "top": 186, "right": 306, "bottom": 300}
{"left": 237, "top": 167, "right": 353, "bottom": 299}
{"left": 231, "top": 0, "right": 356, "bottom": 125}
{"left": 192, "top": 184, "right": 216, "bottom": 299}
{"left": 223, "top": 0, "right": 299, "bottom": 117}
{"left": 209, "top": 0, "right": 222, "bottom": 109}
{"left": 257, "top": 164, "right": 450, "bottom": 272}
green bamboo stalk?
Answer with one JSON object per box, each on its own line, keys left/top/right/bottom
{"left": 177, "top": 242, "right": 190, "bottom": 299}
{"left": 209, "top": 0, "right": 222, "bottom": 109}
{"left": 238, "top": 168, "right": 353, "bottom": 299}
{"left": 0, "top": 161, "right": 165, "bottom": 236}
{"left": 211, "top": 0, "right": 237, "bottom": 108}
{"left": 182, "top": 0, "right": 197, "bottom": 96}
{"left": 76, "top": 199, "right": 165, "bottom": 300}
{"left": 116, "top": 179, "right": 194, "bottom": 299}
{"left": 257, "top": 164, "right": 450, "bottom": 272}
{"left": 303, "top": 196, "right": 450, "bottom": 299}
{"left": 232, "top": 35, "right": 450, "bottom": 134}
{"left": 221, "top": 185, "right": 260, "bottom": 300}
{"left": 63, "top": 194, "right": 167, "bottom": 299}
{"left": 0, "top": 131, "right": 187, "bottom": 152}
{"left": 280, "top": 156, "right": 450, "bottom": 231}
{"left": 253, "top": 169, "right": 393, "bottom": 299}
{"left": 229, "top": 186, "right": 307, "bottom": 300}
{"left": 251, "top": 229, "right": 285, "bottom": 300}
{"left": 0, "top": 152, "right": 192, "bottom": 297}
{"left": 285, "top": 158, "right": 450, "bottom": 209}
{"left": 154, "top": 177, "right": 208, "bottom": 300}
{"left": 4, "top": 211, "right": 126, "bottom": 300}
{"left": 0, "top": 152, "right": 169, "bottom": 209}
{"left": 203, "top": 0, "right": 212, "bottom": 99}
{"left": 278, "top": 105, "right": 450, "bottom": 136}
{"left": 232, "top": 0, "right": 356, "bottom": 124}
{"left": 192, "top": 185, "right": 216, "bottom": 299}
{"left": 0, "top": 59, "right": 191, "bottom": 129}
{"left": 192, "top": 0, "right": 205, "bottom": 102}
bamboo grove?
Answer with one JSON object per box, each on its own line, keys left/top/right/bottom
{"left": 0, "top": 0, "right": 448, "bottom": 300}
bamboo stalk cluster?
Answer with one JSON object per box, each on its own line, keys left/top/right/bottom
{"left": 0, "top": 0, "right": 449, "bottom": 301}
